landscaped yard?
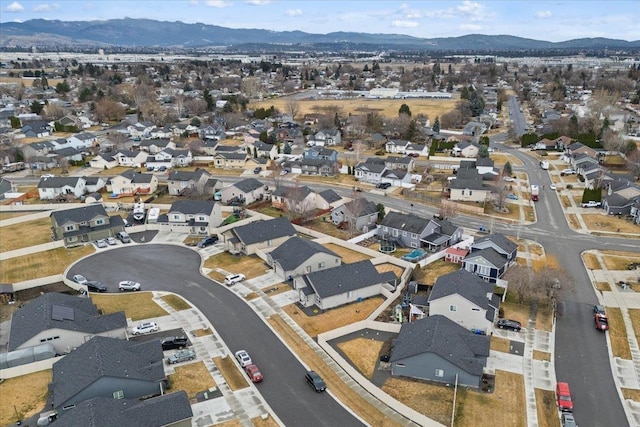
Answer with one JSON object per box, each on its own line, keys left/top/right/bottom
{"left": 0, "top": 217, "right": 53, "bottom": 252}
{"left": 204, "top": 253, "right": 269, "bottom": 282}
{"left": 382, "top": 377, "right": 454, "bottom": 426}
{"left": 167, "top": 361, "right": 216, "bottom": 399}
{"left": 322, "top": 242, "right": 372, "bottom": 263}
{"left": 608, "top": 307, "right": 631, "bottom": 359}
{"left": 0, "top": 369, "right": 51, "bottom": 426}
{"left": 414, "top": 259, "right": 460, "bottom": 285}
{"left": 213, "top": 355, "right": 249, "bottom": 391}
{"left": 337, "top": 337, "right": 384, "bottom": 379}
{"left": 0, "top": 245, "right": 95, "bottom": 283}
{"left": 90, "top": 292, "right": 168, "bottom": 321}
{"left": 282, "top": 296, "right": 384, "bottom": 337}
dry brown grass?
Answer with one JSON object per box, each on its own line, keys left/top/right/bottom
{"left": 622, "top": 388, "right": 640, "bottom": 402}
{"left": 282, "top": 297, "right": 384, "bottom": 337}
{"left": 249, "top": 97, "right": 458, "bottom": 120}
{"left": 595, "top": 281, "right": 612, "bottom": 292}
{"left": 337, "top": 337, "right": 384, "bottom": 379}
{"left": 91, "top": 292, "right": 168, "bottom": 321}
{"left": 500, "top": 302, "right": 531, "bottom": 326}
{"left": 303, "top": 218, "right": 359, "bottom": 240}
{"left": 0, "top": 245, "right": 95, "bottom": 282}
{"left": 213, "top": 355, "right": 249, "bottom": 391}
{"left": 382, "top": 377, "right": 454, "bottom": 425}
{"left": 168, "top": 361, "right": 216, "bottom": 399}
{"left": 245, "top": 282, "right": 292, "bottom": 300}
{"left": 491, "top": 153, "right": 524, "bottom": 167}
{"left": 535, "top": 388, "right": 561, "bottom": 427}
{"left": 193, "top": 327, "right": 213, "bottom": 337}
{"left": 0, "top": 211, "right": 34, "bottom": 220}
{"left": 297, "top": 173, "right": 357, "bottom": 186}
{"left": 455, "top": 371, "right": 525, "bottom": 427}
{"left": 490, "top": 336, "right": 511, "bottom": 352}
{"left": 0, "top": 369, "right": 51, "bottom": 425}
{"left": 204, "top": 253, "right": 269, "bottom": 282}
{"left": 161, "top": 294, "right": 191, "bottom": 311}
{"left": 536, "top": 306, "right": 554, "bottom": 332}
{"left": 566, "top": 214, "right": 580, "bottom": 229}
{"left": 601, "top": 252, "right": 640, "bottom": 270}
{"left": 415, "top": 259, "right": 461, "bottom": 285}
{"left": 533, "top": 350, "right": 552, "bottom": 362}
{"left": 268, "top": 314, "right": 401, "bottom": 426}
{"left": 582, "top": 252, "right": 601, "bottom": 270}
{"left": 608, "top": 307, "right": 631, "bottom": 359}
{"left": 628, "top": 309, "right": 640, "bottom": 346}
{"left": 0, "top": 217, "right": 53, "bottom": 251}
{"left": 374, "top": 263, "right": 405, "bottom": 278}
{"left": 322, "top": 243, "right": 372, "bottom": 263}
{"left": 251, "top": 415, "right": 280, "bottom": 427}
{"left": 582, "top": 214, "right": 640, "bottom": 234}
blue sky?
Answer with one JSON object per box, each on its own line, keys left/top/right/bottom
{"left": 1, "top": 0, "right": 639, "bottom": 43}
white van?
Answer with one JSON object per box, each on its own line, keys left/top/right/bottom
{"left": 225, "top": 273, "right": 246, "bottom": 286}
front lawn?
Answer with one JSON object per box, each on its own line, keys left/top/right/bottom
{"left": 0, "top": 245, "right": 95, "bottom": 283}
{"left": 0, "top": 217, "right": 53, "bottom": 252}
{"left": 204, "top": 253, "right": 269, "bottom": 282}
{"left": 213, "top": 355, "right": 248, "bottom": 391}
{"left": 382, "top": 377, "right": 454, "bottom": 426}
{"left": 336, "top": 337, "right": 384, "bottom": 379}
{"left": 90, "top": 292, "right": 168, "bottom": 321}
{"left": 167, "top": 361, "right": 216, "bottom": 399}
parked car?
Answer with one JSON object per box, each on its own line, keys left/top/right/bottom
{"left": 549, "top": 183, "right": 557, "bottom": 190}
{"left": 561, "top": 412, "right": 577, "bottom": 427}
{"left": 161, "top": 336, "right": 190, "bottom": 350}
{"left": 561, "top": 168, "right": 577, "bottom": 176}
{"left": 86, "top": 280, "right": 107, "bottom": 292}
{"left": 106, "top": 236, "right": 117, "bottom": 245}
{"left": 305, "top": 370, "right": 326, "bottom": 392}
{"left": 253, "top": 167, "right": 262, "bottom": 174}
{"left": 581, "top": 201, "right": 601, "bottom": 208}
{"left": 167, "top": 348, "right": 196, "bottom": 364}
{"left": 72, "top": 274, "right": 88, "bottom": 285}
{"left": 118, "top": 280, "right": 141, "bottom": 291}
{"left": 556, "top": 382, "right": 574, "bottom": 412}
{"left": 225, "top": 273, "right": 246, "bottom": 286}
{"left": 503, "top": 176, "right": 514, "bottom": 182}
{"left": 496, "top": 319, "right": 522, "bottom": 332}
{"left": 197, "top": 235, "right": 219, "bottom": 248}
{"left": 157, "top": 166, "right": 167, "bottom": 172}
{"left": 117, "top": 231, "right": 131, "bottom": 243}
{"left": 376, "top": 182, "right": 391, "bottom": 189}
{"left": 131, "top": 321, "right": 159, "bottom": 335}
{"left": 95, "top": 239, "right": 108, "bottom": 248}
{"left": 593, "top": 305, "right": 606, "bottom": 315}
{"left": 235, "top": 350, "right": 252, "bottom": 367}
{"left": 507, "top": 193, "right": 518, "bottom": 200}
{"left": 245, "top": 364, "right": 264, "bottom": 383}
{"left": 595, "top": 313, "right": 609, "bottom": 331}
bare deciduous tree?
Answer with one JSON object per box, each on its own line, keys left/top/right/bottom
{"left": 286, "top": 98, "right": 300, "bottom": 120}
{"left": 94, "top": 98, "right": 125, "bottom": 123}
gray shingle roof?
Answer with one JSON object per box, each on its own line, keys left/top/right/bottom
{"left": 50, "top": 391, "right": 192, "bottom": 427}
{"left": 473, "top": 232, "right": 517, "bottom": 254}
{"left": 232, "top": 178, "right": 265, "bottom": 193}
{"left": 429, "top": 269, "right": 496, "bottom": 309}
{"left": 341, "top": 198, "right": 378, "bottom": 217}
{"left": 271, "top": 185, "right": 312, "bottom": 200}
{"left": 52, "top": 336, "right": 165, "bottom": 408}
{"left": 168, "top": 200, "right": 216, "bottom": 215}
{"left": 380, "top": 211, "right": 429, "bottom": 234}
{"left": 356, "top": 162, "right": 386, "bottom": 174}
{"left": 318, "top": 189, "right": 341, "bottom": 204}
{"left": 269, "top": 237, "right": 340, "bottom": 271}
{"left": 216, "top": 152, "right": 247, "bottom": 160}
{"left": 50, "top": 204, "right": 109, "bottom": 226}
{"left": 37, "top": 176, "right": 83, "bottom": 189}
{"left": 303, "top": 260, "right": 396, "bottom": 298}
{"left": 390, "top": 315, "right": 489, "bottom": 376}
{"left": 8, "top": 293, "right": 126, "bottom": 351}
{"left": 168, "top": 169, "right": 211, "bottom": 182}
{"left": 231, "top": 217, "right": 296, "bottom": 245}
{"left": 464, "top": 247, "right": 508, "bottom": 268}
{"left": 120, "top": 170, "right": 155, "bottom": 184}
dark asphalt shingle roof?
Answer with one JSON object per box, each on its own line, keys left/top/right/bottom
{"left": 472, "top": 232, "right": 517, "bottom": 255}
{"left": 429, "top": 269, "right": 496, "bottom": 310}
{"left": 380, "top": 211, "right": 429, "bottom": 235}
{"left": 50, "top": 204, "right": 109, "bottom": 226}
{"left": 390, "top": 315, "right": 489, "bottom": 376}
{"left": 340, "top": 198, "right": 378, "bottom": 217}
{"left": 52, "top": 336, "right": 165, "bottom": 408}
{"left": 168, "top": 200, "right": 216, "bottom": 215}
{"left": 318, "top": 189, "right": 341, "bottom": 204}
{"left": 119, "top": 170, "right": 155, "bottom": 184}
{"left": 232, "top": 178, "right": 264, "bottom": 193}
{"left": 269, "top": 237, "right": 340, "bottom": 271}
{"left": 37, "top": 176, "right": 83, "bottom": 189}
{"left": 464, "top": 247, "right": 508, "bottom": 268}
{"left": 8, "top": 293, "right": 126, "bottom": 351}
{"left": 168, "top": 169, "right": 210, "bottom": 182}
{"left": 231, "top": 217, "right": 296, "bottom": 245}
{"left": 303, "top": 260, "right": 396, "bottom": 298}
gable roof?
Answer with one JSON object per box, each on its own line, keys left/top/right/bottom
{"left": 317, "top": 189, "right": 341, "bottom": 204}
{"left": 464, "top": 247, "right": 509, "bottom": 268}
{"left": 341, "top": 198, "right": 378, "bottom": 217}
{"left": 380, "top": 211, "right": 430, "bottom": 234}
{"left": 119, "top": 170, "right": 155, "bottom": 184}
{"left": 168, "top": 169, "right": 211, "bottom": 182}
{"left": 390, "top": 315, "right": 489, "bottom": 376}
{"left": 430, "top": 270, "right": 496, "bottom": 309}
{"left": 38, "top": 176, "right": 83, "bottom": 189}
{"left": 472, "top": 232, "right": 517, "bottom": 254}
{"left": 231, "top": 217, "right": 296, "bottom": 245}
{"left": 50, "top": 204, "right": 109, "bottom": 226}
{"left": 302, "top": 260, "right": 396, "bottom": 299}
{"left": 8, "top": 293, "right": 126, "bottom": 351}
{"left": 270, "top": 237, "right": 340, "bottom": 271}
{"left": 232, "top": 177, "right": 264, "bottom": 193}
{"left": 272, "top": 185, "right": 313, "bottom": 201}
{"left": 51, "top": 336, "right": 165, "bottom": 408}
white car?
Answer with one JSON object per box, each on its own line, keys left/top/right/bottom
{"left": 550, "top": 183, "right": 557, "bottom": 190}
{"left": 106, "top": 236, "right": 117, "bottom": 245}
{"left": 72, "top": 274, "right": 88, "bottom": 285}
{"left": 131, "top": 321, "right": 159, "bottom": 335}
{"left": 503, "top": 176, "right": 514, "bottom": 182}
{"left": 235, "top": 350, "right": 252, "bottom": 367}
{"left": 95, "top": 239, "right": 108, "bottom": 248}
{"left": 225, "top": 273, "right": 246, "bottom": 286}
{"left": 118, "top": 280, "right": 141, "bottom": 291}
{"left": 561, "top": 168, "right": 576, "bottom": 175}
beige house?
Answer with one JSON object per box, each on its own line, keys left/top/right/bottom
{"left": 214, "top": 152, "right": 247, "bottom": 169}
{"left": 160, "top": 200, "right": 222, "bottom": 234}
{"left": 107, "top": 169, "right": 158, "bottom": 197}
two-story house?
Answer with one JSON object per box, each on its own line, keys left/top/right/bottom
{"left": 167, "top": 169, "right": 218, "bottom": 196}
{"left": 385, "top": 156, "right": 415, "bottom": 172}
{"left": 220, "top": 178, "right": 268, "bottom": 205}
{"left": 223, "top": 217, "right": 297, "bottom": 255}
{"left": 308, "top": 129, "right": 341, "bottom": 147}
{"left": 51, "top": 204, "right": 125, "bottom": 246}
{"left": 252, "top": 141, "right": 278, "bottom": 159}
{"left": 158, "top": 200, "right": 222, "bottom": 234}
{"left": 107, "top": 170, "right": 158, "bottom": 197}
{"left": 355, "top": 158, "right": 387, "bottom": 184}
{"left": 462, "top": 233, "right": 518, "bottom": 283}
{"left": 38, "top": 176, "right": 87, "bottom": 200}
{"left": 379, "top": 211, "right": 463, "bottom": 251}
{"left": 214, "top": 152, "right": 247, "bottom": 169}
{"left": 330, "top": 198, "right": 379, "bottom": 232}
{"left": 271, "top": 185, "right": 317, "bottom": 213}
{"left": 113, "top": 150, "right": 149, "bottom": 168}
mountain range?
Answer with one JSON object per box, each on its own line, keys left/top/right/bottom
{"left": 1, "top": 18, "right": 639, "bottom": 52}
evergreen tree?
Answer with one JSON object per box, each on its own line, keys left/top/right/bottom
{"left": 399, "top": 104, "right": 412, "bottom": 117}
{"left": 503, "top": 161, "right": 512, "bottom": 176}
{"left": 253, "top": 147, "right": 258, "bottom": 158}
{"left": 433, "top": 116, "right": 440, "bottom": 133}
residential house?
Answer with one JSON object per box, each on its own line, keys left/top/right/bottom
{"left": 214, "top": 152, "right": 247, "bottom": 169}
{"left": 146, "top": 148, "right": 193, "bottom": 170}
{"left": 271, "top": 185, "right": 317, "bottom": 213}
{"left": 0, "top": 177, "right": 16, "bottom": 201}
{"left": 630, "top": 200, "right": 640, "bottom": 225}
{"left": 444, "top": 247, "right": 469, "bottom": 264}
{"left": 83, "top": 176, "right": 106, "bottom": 194}
{"left": 50, "top": 336, "right": 165, "bottom": 411}
{"left": 252, "top": 141, "right": 278, "bottom": 159}
{"left": 38, "top": 176, "right": 87, "bottom": 200}
{"left": 66, "top": 132, "right": 97, "bottom": 149}
{"left": 54, "top": 146, "right": 84, "bottom": 163}
{"left": 158, "top": 200, "right": 222, "bottom": 233}
{"left": 452, "top": 141, "right": 480, "bottom": 158}
{"left": 330, "top": 198, "right": 379, "bottom": 232}
{"left": 308, "top": 129, "right": 341, "bottom": 147}
{"left": 21, "top": 140, "right": 57, "bottom": 160}
{"left": 449, "top": 168, "right": 492, "bottom": 202}
{"left": 390, "top": 315, "right": 490, "bottom": 388}
{"left": 7, "top": 293, "right": 126, "bottom": 354}
{"left": 404, "top": 142, "right": 429, "bottom": 157}
{"left": 214, "top": 145, "right": 245, "bottom": 155}
{"left": 220, "top": 178, "right": 268, "bottom": 205}
{"left": 245, "top": 157, "right": 271, "bottom": 174}
{"left": 564, "top": 142, "right": 599, "bottom": 160}
{"left": 223, "top": 217, "right": 297, "bottom": 255}
{"left": 355, "top": 158, "right": 387, "bottom": 184}
{"left": 299, "top": 158, "right": 340, "bottom": 176}
{"left": 428, "top": 270, "right": 500, "bottom": 334}
{"left": 462, "top": 247, "right": 510, "bottom": 283}
{"left": 379, "top": 211, "right": 463, "bottom": 251}
{"left": 316, "top": 189, "right": 342, "bottom": 210}
{"left": 470, "top": 233, "right": 517, "bottom": 261}
{"left": 201, "top": 139, "right": 219, "bottom": 155}
{"left": 303, "top": 146, "right": 339, "bottom": 162}
{"left": 167, "top": 169, "right": 214, "bottom": 196}
{"left": 385, "top": 156, "right": 415, "bottom": 172}
{"left": 49, "top": 391, "right": 192, "bottom": 427}
{"left": 381, "top": 168, "right": 413, "bottom": 187}
{"left": 200, "top": 123, "right": 227, "bottom": 141}
{"left": 603, "top": 178, "right": 640, "bottom": 215}
{"left": 462, "top": 121, "right": 487, "bottom": 137}
{"left": 385, "top": 139, "right": 410, "bottom": 154}
{"left": 533, "top": 137, "right": 564, "bottom": 151}
{"left": 51, "top": 204, "right": 125, "bottom": 246}
{"left": 113, "top": 150, "right": 149, "bottom": 168}
{"left": 107, "top": 170, "right": 158, "bottom": 197}
{"left": 89, "top": 152, "right": 118, "bottom": 169}
{"left": 21, "top": 120, "right": 52, "bottom": 138}
{"left": 294, "top": 260, "right": 396, "bottom": 310}
{"left": 268, "top": 236, "right": 342, "bottom": 280}
{"left": 276, "top": 127, "right": 304, "bottom": 146}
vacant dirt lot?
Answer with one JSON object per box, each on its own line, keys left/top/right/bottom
{"left": 0, "top": 369, "right": 51, "bottom": 425}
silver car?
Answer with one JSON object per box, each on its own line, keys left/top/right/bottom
{"left": 167, "top": 348, "right": 196, "bottom": 364}
{"left": 118, "top": 280, "right": 141, "bottom": 291}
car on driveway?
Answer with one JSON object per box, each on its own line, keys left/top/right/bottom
{"left": 503, "top": 176, "right": 514, "bottom": 182}
{"left": 119, "top": 280, "right": 141, "bottom": 291}
{"left": 72, "top": 274, "right": 88, "bottom": 285}
{"left": 235, "top": 350, "right": 252, "bottom": 367}
{"left": 595, "top": 313, "right": 609, "bottom": 331}
{"left": 496, "top": 319, "right": 522, "bottom": 331}
{"left": 106, "top": 236, "right": 117, "bottom": 245}
{"left": 561, "top": 412, "right": 577, "bottom": 427}
{"left": 581, "top": 201, "right": 601, "bottom": 208}
{"left": 550, "top": 183, "right": 557, "bottom": 190}
{"left": 225, "top": 274, "right": 246, "bottom": 286}
{"left": 197, "top": 235, "right": 219, "bottom": 248}
{"left": 95, "top": 239, "right": 108, "bottom": 248}
{"left": 167, "top": 348, "right": 196, "bottom": 364}
{"left": 561, "top": 168, "right": 577, "bottom": 176}
{"left": 86, "top": 280, "right": 107, "bottom": 292}
{"left": 245, "top": 364, "right": 264, "bottom": 383}
{"left": 305, "top": 370, "right": 326, "bottom": 392}
{"left": 161, "top": 336, "right": 189, "bottom": 350}
{"left": 131, "top": 321, "right": 159, "bottom": 335}
{"left": 376, "top": 182, "right": 391, "bottom": 189}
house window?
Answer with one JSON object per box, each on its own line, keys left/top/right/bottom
{"left": 65, "top": 225, "right": 75, "bottom": 231}
{"left": 395, "top": 363, "right": 406, "bottom": 368}
{"left": 410, "top": 242, "right": 418, "bottom": 248}
{"left": 449, "top": 305, "right": 457, "bottom": 312}
{"left": 435, "top": 369, "right": 444, "bottom": 378}
{"left": 411, "top": 233, "right": 418, "bottom": 239}
{"left": 172, "top": 214, "right": 180, "bottom": 220}
{"left": 347, "top": 291, "right": 353, "bottom": 298}
{"left": 402, "top": 231, "right": 407, "bottom": 236}
{"left": 472, "top": 308, "right": 480, "bottom": 311}
{"left": 318, "top": 262, "right": 325, "bottom": 268}
{"left": 477, "top": 265, "right": 490, "bottom": 276}
{"left": 95, "top": 219, "right": 104, "bottom": 225}
{"left": 113, "top": 390, "right": 124, "bottom": 399}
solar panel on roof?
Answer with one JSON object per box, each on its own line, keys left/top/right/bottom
{"left": 51, "top": 305, "right": 75, "bottom": 321}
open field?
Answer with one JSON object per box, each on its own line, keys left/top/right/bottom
{"left": 322, "top": 243, "right": 372, "bottom": 263}
{"left": 282, "top": 297, "right": 384, "bottom": 337}
{"left": 213, "top": 355, "right": 249, "bottom": 391}
{"left": 382, "top": 377, "right": 454, "bottom": 426}
{"left": 204, "top": 253, "right": 269, "bottom": 282}
{"left": 91, "top": 292, "right": 168, "bottom": 321}
{"left": 337, "top": 337, "right": 384, "bottom": 379}
{"left": 608, "top": 307, "right": 631, "bottom": 359}
{"left": 0, "top": 217, "right": 52, "bottom": 252}
{"left": 535, "top": 388, "right": 561, "bottom": 427}
{"left": 0, "top": 245, "right": 95, "bottom": 282}
{"left": 167, "top": 361, "right": 216, "bottom": 399}
{"left": 0, "top": 369, "right": 51, "bottom": 426}
{"left": 249, "top": 97, "right": 458, "bottom": 120}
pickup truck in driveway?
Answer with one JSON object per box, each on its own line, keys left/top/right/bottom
{"left": 581, "top": 201, "right": 601, "bottom": 208}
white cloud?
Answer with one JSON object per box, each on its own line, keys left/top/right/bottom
{"left": 246, "top": 0, "right": 271, "bottom": 4}
{"left": 204, "top": 0, "right": 231, "bottom": 7}
{"left": 33, "top": 3, "right": 60, "bottom": 12}
{"left": 392, "top": 20, "right": 418, "bottom": 28}
{"left": 536, "top": 10, "right": 552, "bottom": 18}
{"left": 6, "top": 1, "right": 24, "bottom": 12}
{"left": 285, "top": 8, "right": 302, "bottom": 17}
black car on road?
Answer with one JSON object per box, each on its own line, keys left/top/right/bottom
{"left": 86, "top": 280, "right": 107, "bottom": 292}
{"left": 161, "top": 336, "right": 190, "bottom": 350}
{"left": 305, "top": 370, "right": 326, "bottom": 392}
